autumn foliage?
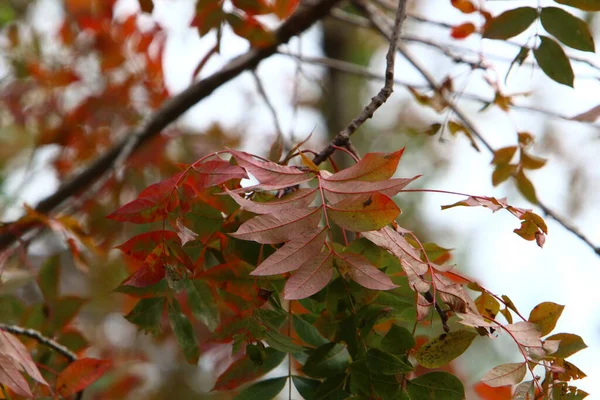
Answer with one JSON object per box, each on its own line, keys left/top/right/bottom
{"left": 0, "top": 0, "right": 595, "bottom": 399}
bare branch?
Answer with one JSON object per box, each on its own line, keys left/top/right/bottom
{"left": 0, "top": 0, "right": 343, "bottom": 252}
{"left": 357, "top": 0, "right": 600, "bottom": 257}
{"left": 252, "top": 70, "right": 284, "bottom": 139}
{"left": 313, "top": 0, "right": 408, "bottom": 165}
{"left": 0, "top": 323, "right": 77, "bottom": 362}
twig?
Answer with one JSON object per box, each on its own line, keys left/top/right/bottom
{"left": 356, "top": 0, "right": 600, "bottom": 257}
{"left": 0, "top": 323, "right": 77, "bottom": 361}
{"left": 0, "top": 0, "right": 343, "bottom": 252}
{"left": 313, "top": 0, "right": 408, "bottom": 165}
{"left": 279, "top": 50, "right": 598, "bottom": 126}
{"left": 252, "top": 70, "right": 284, "bottom": 139}
{"left": 423, "top": 290, "right": 450, "bottom": 333}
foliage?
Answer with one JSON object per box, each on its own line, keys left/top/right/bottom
{"left": 0, "top": 0, "right": 596, "bottom": 399}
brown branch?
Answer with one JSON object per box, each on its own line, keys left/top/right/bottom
{"left": 313, "top": 0, "right": 408, "bottom": 165}
{"left": 0, "top": 0, "right": 343, "bottom": 252}
{"left": 357, "top": 0, "right": 600, "bottom": 257}
{"left": 252, "top": 70, "right": 284, "bottom": 140}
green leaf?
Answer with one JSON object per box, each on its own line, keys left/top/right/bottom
{"left": 214, "top": 348, "right": 286, "bottom": 390}
{"left": 293, "top": 315, "right": 329, "bottom": 347}
{"left": 528, "top": 302, "right": 564, "bottom": 336}
{"left": 233, "top": 376, "right": 287, "bottom": 400}
{"left": 124, "top": 297, "right": 165, "bottom": 335}
{"left": 168, "top": 299, "right": 200, "bottom": 364}
{"left": 366, "top": 349, "right": 413, "bottom": 375}
{"left": 554, "top": 0, "right": 600, "bottom": 11}
{"left": 379, "top": 324, "right": 415, "bottom": 354}
{"left": 38, "top": 255, "right": 60, "bottom": 303}
{"left": 483, "top": 7, "right": 537, "bottom": 40}
{"left": 114, "top": 279, "right": 169, "bottom": 297}
{"left": 185, "top": 279, "right": 219, "bottom": 331}
{"left": 534, "top": 36, "right": 574, "bottom": 87}
{"left": 50, "top": 297, "right": 84, "bottom": 331}
{"left": 541, "top": 7, "right": 594, "bottom": 52}
{"left": 264, "top": 328, "right": 304, "bottom": 353}
{"left": 414, "top": 330, "right": 477, "bottom": 368}
{"left": 292, "top": 376, "right": 320, "bottom": 400}
{"left": 546, "top": 333, "right": 587, "bottom": 358}
{"left": 303, "top": 343, "right": 350, "bottom": 378}
{"left": 406, "top": 372, "right": 465, "bottom": 400}
{"left": 315, "top": 374, "right": 349, "bottom": 400}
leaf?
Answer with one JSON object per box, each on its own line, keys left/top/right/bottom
{"left": 540, "top": 7, "right": 594, "bottom": 52}
{"left": 480, "top": 362, "right": 526, "bottom": 387}
{"left": 406, "top": 372, "right": 465, "bottom": 400}
{"left": 321, "top": 176, "right": 420, "bottom": 203}
{"left": 0, "top": 330, "right": 48, "bottom": 387}
{"left": 473, "top": 382, "right": 513, "bottom": 400}
{"left": 451, "top": 22, "right": 476, "bottom": 39}
{"left": 492, "top": 146, "right": 518, "bottom": 165}
{"left": 0, "top": 353, "right": 33, "bottom": 398}
{"left": 292, "top": 376, "right": 320, "bottom": 400}
{"left": 528, "top": 302, "right": 564, "bottom": 336}
{"left": 325, "top": 149, "right": 405, "bottom": 182}
{"left": 552, "top": 382, "right": 589, "bottom": 399}
{"left": 447, "top": 121, "right": 480, "bottom": 151}
{"left": 56, "top": 358, "right": 111, "bottom": 397}
{"left": 483, "top": 7, "right": 537, "bottom": 40}
{"left": 231, "top": 0, "right": 270, "bottom": 15}
{"left": 229, "top": 149, "right": 312, "bottom": 186}
{"left": 302, "top": 342, "right": 350, "bottom": 378}
{"left": 185, "top": 279, "right": 219, "bottom": 332}
{"left": 168, "top": 299, "right": 200, "bottom": 364}
{"left": 451, "top": 0, "right": 477, "bottom": 13}
{"left": 284, "top": 251, "right": 334, "bottom": 300}
{"left": 534, "top": 35, "right": 574, "bottom": 87}
{"left": 230, "top": 207, "right": 321, "bottom": 244}
{"left": 554, "top": 359, "right": 587, "bottom": 381}
{"left": 513, "top": 380, "right": 535, "bottom": 400}
{"left": 546, "top": 333, "right": 587, "bottom": 358}
{"left": 492, "top": 164, "right": 518, "bottom": 186}
{"left": 520, "top": 152, "right": 547, "bottom": 170}
{"left": 414, "top": 330, "right": 477, "bottom": 368}
{"left": 226, "top": 187, "right": 318, "bottom": 214}
{"left": 474, "top": 292, "right": 500, "bottom": 319}
{"left": 272, "top": 0, "right": 300, "bottom": 19}
{"left": 264, "top": 328, "right": 304, "bottom": 353}
{"left": 251, "top": 228, "right": 327, "bottom": 276}
{"left": 380, "top": 324, "right": 415, "bottom": 354}
{"left": 505, "top": 46, "right": 530, "bottom": 83}
{"left": 336, "top": 252, "right": 398, "bottom": 291}
{"left": 124, "top": 297, "right": 165, "bottom": 335}
{"left": 554, "top": 0, "right": 600, "bottom": 12}
{"left": 572, "top": 104, "right": 600, "bottom": 122}
{"left": 138, "top": 0, "right": 153, "bottom": 13}
{"left": 234, "top": 376, "right": 287, "bottom": 400}
{"left": 293, "top": 315, "right": 328, "bottom": 347}
{"left": 225, "top": 12, "right": 275, "bottom": 47}
{"left": 327, "top": 193, "right": 400, "bottom": 232}
{"left": 214, "top": 347, "right": 286, "bottom": 390}
{"left": 366, "top": 349, "right": 412, "bottom": 375}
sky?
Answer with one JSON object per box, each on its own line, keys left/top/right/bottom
{"left": 4, "top": 0, "right": 600, "bottom": 397}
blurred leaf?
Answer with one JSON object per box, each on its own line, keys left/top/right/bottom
{"left": 124, "top": 297, "right": 165, "bottom": 335}
{"left": 528, "top": 302, "right": 564, "bottom": 336}
{"left": 414, "top": 330, "right": 477, "bottom": 368}
{"left": 554, "top": 0, "right": 600, "bottom": 11}
{"left": 483, "top": 7, "right": 537, "bottom": 39}
{"left": 38, "top": 255, "right": 60, "bottom": 303}
{"left": 379, "top": 324, "right": 415, "bottom": 354}
{"left": 168, "top": 299, "right": 200, "bottom": 364}
{"left": 292, "top": 375, "right": 320, "bottom": 400}
{"left": 540, "top": 7, "right": 594, "bottom": 52}
{"left": 406, "top": 372, "right": 464, "bottom": 400}
{"left": 233, "top": 376, "right": 287, "bottom": 400}
{"left": 546, "top": 333, "right": 587, "bottom": 358}
{"left": 516, "top": 170, "right": 538, "bottom": 204}
{"left": 56, "top": 358, "right": 110, "bottom": 397}
{"left": 534, "top": 36, "right": 574, "bottom": 87}
{"left": 214, "top": 347, "right": 286, "bottom": 390}
{"left": 303, "top": 343, "right": 350, "bottom": 378}
{"left": 293, "top": 315, "right": 328, "bottom": 347}
{"left": 481, "top": 362, "right": 526, "bottom": 387}
{"left": 185, "top": 279, "right": 219, "bottom": 332}
{"left": 366, "top": 349, "right": 412, "bottom": 375}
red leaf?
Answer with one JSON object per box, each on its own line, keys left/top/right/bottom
{"left": 451, "top": 0, "right": 477, "bottom": 13}
{"left": 106, "top": 174, "right": 182, "bottom": 223}
{"left": 225, "top": 187, "right": 318, "bottom": 214}
{"left": 451, "top": 22, "right": 476, "bottom": 39}
{"left": 56, "top": 358, "right": 111, "bottom": 397}
{"left": 473, "top": 382, "right": 512, "bottom": 399}
{"left": 272, "top": 0, "right": 299, "bottom": 19}
{"left": 337, "top": 252, "right": 398, "bottom": 291}
{"left": 190, "top": 160, "right": 248, "bottom": 188}
{"left": 0, "top": 353, "right": 32, "bottom": 398}
{"left": 284, "top": 251, "right": 334, "bottom": 300}
{"left": 231, "top": 0, "right": 270, "bottom": 15}
{"left": 321, "top": 175, "right": 420, "bottom": 203}
{"left": 230, "top": 207, "right": 321, "bottom": 244}
{"left": 325, "top": 148, "right": 405, "bottom": 182}
{"left": 175, "top": 218, "right": 198, "bottom": 246}
{"left": 229, "top": 149, "right": 313, "bottom": 186}
{"left": 213, "top": 348, "right": 285, "bottom": 390}
{"left": 251, "top": 228, "right": 328, "bottom": 276}
{"left": 225, "top": 12, "right": 275, "bottom": 47}
{"left": 0, "top": 331, "right": 48, "bottom": 387}
{"left": 327, "top": 193, "right": 400, "bottom": 232}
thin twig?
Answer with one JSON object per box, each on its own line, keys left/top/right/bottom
{"left": 423, "top": 290, "right": 450, "bottom": 333}
{"left": 0, "top": 0, "right": 343, "bottom": 252}
{"left": 313, "top": 0, "right": 408, "bottom": 165}
{"left": 252, "top": 70, "right": 284, "bottom": 139}
{"left": 356, "top": 0, "right": 600, "bottom": 257}
{"left": 0, "top": 324, "right": 77, "bottom": 362}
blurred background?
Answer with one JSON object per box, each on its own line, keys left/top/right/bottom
{"left": 1, "top": 0, "right": 599, "bottom": 398}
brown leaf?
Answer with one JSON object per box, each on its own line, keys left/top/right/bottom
{"left": 481, "top": 362, "right": 527, "bottom": 387}
{"left": 284, "top": 251, "right": 334, "bottom": 300}
{"left": 0, "top": 353, "right": 33, "bottom": 398}
{"left": 321, "top": 175, "right": 420, "bottom": 203}
{"left": 336, "top": 252, "right": 398, "bottom": 291}
{"left": 226, "top": 187, "right": 318, "bottom": 214}
{"left": 251, "top": 228, "right": 327, "bottom": 276}
{"left": 230, "top": 207, "right": 321, "bottom": 244}
{"left": 572, "top": 104, "right": 600, "bottom": 122}
{"left": 327, "top": 193, "right": 400, "bottom": 232}
{"left": 325, "top": 149, "right": 405, "bottom": 182}
{"left": 229, "top": 149, "right": 313, "bottom": 186}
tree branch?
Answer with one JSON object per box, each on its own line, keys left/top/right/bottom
{"left": 356, "top": 0, "right": 600, "bottom": 257}
{"left": 313, "top": 0, "right": 408, "bottom": 165}
{"left": 0, "top": 0, "right": 342, "bottom": 252}
{"left": 0, "top": 323, "right": 77, "bottom": 362}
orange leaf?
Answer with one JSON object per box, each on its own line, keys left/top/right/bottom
{"left": 451, "top": 22, "right": 476, "bottom": 39}
{"left": 451, "top": 0, "right": 477, "bottom": 13}
{"left": 326, "top": 148, "right": 405, "bottom": 182}
{"left": 56, "top": 358, "right": 111, "bottom": 397}
{"left": 272, "top": 0, "right": 300, "bottom": 19}
{"left": 473, "top": 382, "right": 512, "bottom": 399}
{"left": 327, "top": 193, "right": 400, "bottom": 232}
